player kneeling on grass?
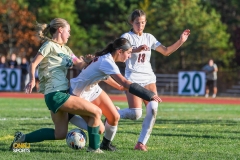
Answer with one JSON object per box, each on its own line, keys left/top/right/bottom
{"left": 9, "top": 18, "right": 103, "bottom": 153}
{"left": 68, "top": 37, "right": 162, "bottom": 151}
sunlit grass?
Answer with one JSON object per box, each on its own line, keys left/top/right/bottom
{"left": 0, "top": 98, "right": 240, "bottom": 160}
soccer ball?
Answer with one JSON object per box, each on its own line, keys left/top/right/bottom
{"left": 66, "top": 128, "right": 87, "bottom": 150}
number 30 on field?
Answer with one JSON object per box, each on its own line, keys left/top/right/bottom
{"left": 178, "top": 71, "right": 205, "bottom": 95}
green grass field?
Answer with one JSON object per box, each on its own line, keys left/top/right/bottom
{"left": 0, "top": 98, "right": 240, "bottom": 160}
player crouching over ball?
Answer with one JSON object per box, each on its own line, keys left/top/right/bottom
{"left": 68, "top": 37, "right": 162, "bottom": 151}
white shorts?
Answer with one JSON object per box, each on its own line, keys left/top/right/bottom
{"left": 125, "top": 71, "right": 156, "bottom": 87}
{"left": 70, "top": 84, "right": 102, "bottom": 102}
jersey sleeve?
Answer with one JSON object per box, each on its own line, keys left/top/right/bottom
{"left": 38, "top": 41, "right": 52, "bottom": 57}
{"left": 149, "top": 34, "right": 161, "bottom": 50}
{"left": 99, "top": 58, "right": 121, "bottom": 75}
{"left": 121, "top": 33, "right": 128, "bottom": 39}
{"left": 121, "top": 33, "right": 132, "bottom": 42}
{"left": 213, "top": 64, "right": 218, "bottom": 69}
{"left": 65, "top": 46, "right": 74, "bottom": 55}
{"left": 70, "top": 53, "right": 78, "bottom": 62}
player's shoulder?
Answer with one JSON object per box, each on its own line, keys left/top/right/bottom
{"left": 143, "top": 32, "right": 155, "bottom": 39}
{"left": 102, "top": 53, "right": 113, "bottom": 60}
{"left": 102, "top": 53, "right": 115, "bottom": 63}
{"left": 41, "top": 40, "right": 51, "bottom": 47}
{"left": 121, "top": 31, "right": 132, "bottom": 38}
{"left": 64, "top": 45, "right": 71, "bottom": 50}
{"left": 63, "top": 45, "right": 73, "bottom": 54}
{"left": 39, "top": 40, "right": 53, "bottom": 52}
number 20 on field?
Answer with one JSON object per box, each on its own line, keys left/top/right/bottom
{"left": 178, "top": 71, "right": 205, "bottom": 96}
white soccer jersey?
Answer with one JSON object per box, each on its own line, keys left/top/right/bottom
{"left": 70, "top": 53, "right": 121, "bottom": 97}
{"left": 121, "top": 31, "right": 161, "bottom": 83}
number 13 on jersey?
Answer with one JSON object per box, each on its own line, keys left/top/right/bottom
{"left": 178, "top": 71, "right": 205, "bottom": 95}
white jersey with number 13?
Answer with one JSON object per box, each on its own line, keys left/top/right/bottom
{"left": 121, "top": 31, "right": 161, "bottom": 84}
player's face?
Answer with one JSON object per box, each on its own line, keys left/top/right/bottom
{"left": 131, "top": 16, "right": 146, "bottom": 35}
{"left": 61, "top": 24, "right": 71, "bottom": 44}
{"left": 209, "top": 60, "right": 213, "bottom": 66}
{"left": 119, "top": 48, "right": 132, "bottom": 62}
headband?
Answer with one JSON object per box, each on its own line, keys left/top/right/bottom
{"left": 116, "top": 43, "right": 132, "bottom": 50}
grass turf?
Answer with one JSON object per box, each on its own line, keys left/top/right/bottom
{"left": 0, "top": 98, "right": 240, "bottom": 160}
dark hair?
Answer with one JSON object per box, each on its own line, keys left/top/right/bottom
{"left": 95, "top": 38, "right": 132, "bottom": 57}
{"left": 128, "top": 9, "right": 146, "bottom": 24}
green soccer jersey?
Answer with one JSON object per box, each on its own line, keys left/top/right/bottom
{"left": 38, "top": 41, "right": 73, "bottom": 95}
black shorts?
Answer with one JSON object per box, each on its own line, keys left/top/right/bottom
{"left": 206, "top": 80, "right": 217, "bottom": 88}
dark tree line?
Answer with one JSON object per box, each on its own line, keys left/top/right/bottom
{"left": 0, "top": 0, "right": 239, "bottom": 72}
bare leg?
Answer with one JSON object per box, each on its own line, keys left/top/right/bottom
{"left": 92, "top": 91, "right": 119, "bottom": 151}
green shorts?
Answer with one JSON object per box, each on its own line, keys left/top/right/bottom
{"left": 44, "top": 90, "right": 70, "bottom": 113}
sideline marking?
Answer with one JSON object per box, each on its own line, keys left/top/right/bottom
{"left": 0, "top": 135, "right": 13, "bottom": 141}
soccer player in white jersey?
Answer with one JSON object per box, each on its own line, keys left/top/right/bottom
{"left": 69, "top": 37, "right": 162, "bottom": 151}
{"left": 119, "top": 9, "right": 191, "bottom": 151}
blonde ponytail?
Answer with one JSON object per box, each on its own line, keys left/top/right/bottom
{"left": 35, "top": 18, "right": 69, "bottom": 42}
{"left": 36, "top": 22, "right": 51, "bottom": 41}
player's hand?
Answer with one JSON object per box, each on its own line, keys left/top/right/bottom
{"left": 119, "top": 85, "right": 128, "bottom": 91}
{"left": 180, "top": 29, "right": 190, "bottom": 43}
{"left": 137, "top": 44, "right": 148, "bottom": 52}
{"left": 25, "top": 80, "right": 35, "bottom": 94}
{"left": 151, "top": 95, "right": 162, "bottom": 103}
{"left": 84, "top": 54, "right": 95, "bottom": 63}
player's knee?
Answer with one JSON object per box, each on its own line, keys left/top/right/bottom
{"left": 105, "top": 113, "right": 120, "bottom": 126}
{"left": 130, "top": 109, "right": 142, "bottom": 120}
{"left": 94, "top": 107, "right": 102, "bottom": 119}
{"left": 114, "top": 112, "right": 120, "bottom": 122}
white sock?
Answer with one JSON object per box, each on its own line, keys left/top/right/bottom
{"left": 138, "top": 101, "right": 158, "bottom": 145}
{"left": 104, "top": 121, "right": 117, "bottom": 141}
{"left": 69, "top": 115, "right": 88, "bottom": 131}
{"left": 118, "top": 108, "right": 142, "bottom": 120}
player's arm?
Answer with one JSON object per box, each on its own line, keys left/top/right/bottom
{"left": 213, "top": 64, "right": 218, "bottom": 72}
{"left": 72, "top": 54, "right": 94, "bottom": 70}
{"left": 155, "top": 29, "right": 190, "bottom": 56}
{"left": 26, "top": 52, "right": 44, "bottom": 94}
{"left": 103, "top": 76, "right": 127, "bottom": 91}
{"left": 73, "top": 57, "right": 88, "bottom": 70}
{"left": 110, "top": 74, "right": 162, "bottom": 102}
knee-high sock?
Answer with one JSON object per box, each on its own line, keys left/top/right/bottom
{"left": 69, "top": 115, "right": 88, "bottom": 131}
{"left": 88, "top": 126, "right": 100, "bottom": 149}
{"left": 118, "top": 108, "right": 142, "bottom": 120}
{"left": 138, "top": 101, "right": 158, "bottom": 145}
{"left": 104, "top": 121, "right": 117, "bottom": 141}
{"left": 24, "top": 128, "right": 55, "bottom": 143}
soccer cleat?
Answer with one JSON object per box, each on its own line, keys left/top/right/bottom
{"left": 9, "top": 132, "right": 25, "bottom": 151}
{"left": 134, "top": 142, "right": 148, "bottom": 151}
{"left": 87, "top": 147, "right": 104, "bottom": 153}
{"left": 100, "top": 142, "right": 117, "bottom": 151}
